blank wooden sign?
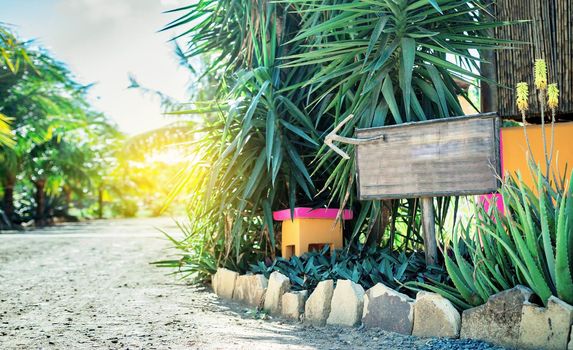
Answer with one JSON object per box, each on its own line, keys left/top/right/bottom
{"left": 355, "top": 113, "right": 501, "bottom": 200}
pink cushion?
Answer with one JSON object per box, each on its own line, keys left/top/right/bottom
{"left": 272, "top": 207, "right": 353, "bottom": 221}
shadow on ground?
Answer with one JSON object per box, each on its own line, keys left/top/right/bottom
{"left": 0, "top": 218, "right": 504, "bottom": 349}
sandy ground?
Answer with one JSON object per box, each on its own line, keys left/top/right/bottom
{"left": 0, "top": 218, "right": 503, "bottom": 350}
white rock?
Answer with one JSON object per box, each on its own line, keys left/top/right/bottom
{"left": 460, "top": 285, "right": 533, "bottom": 348}
{"left": 212, "top": 268, "right": 238, "bottom": 299}
{"left": 362, "top": 283, "right": 414, "bottom": 335}
{"left": 412, "top": 291, "right": 461, "bottom": 338}
{"left": 519, "top": 296, "right": 573, "bottom": 350}
{"left": 305, "top": 280, "right": 334, "bottom": 326}
{"left": 327, "top": 280, "right": 365, "bottom": 327}
{"left": 232, "top": 274, "right": 268, "bottom": 308}
{"left": 263, "top": 271, "right": 290, "bottom": 315}
{"left": 281, "top": 290, "right": 308, "bottom": 320}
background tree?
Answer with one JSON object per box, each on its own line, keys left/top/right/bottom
{"left": 0, "top": 25, "right": 120, "bottom": 227}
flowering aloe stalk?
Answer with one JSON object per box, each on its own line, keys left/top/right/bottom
{"left": 516, "top": 81, "right": 532, "bottom": 155}
{"left": 546, "top": 83, "right": 559, "bottom": 167}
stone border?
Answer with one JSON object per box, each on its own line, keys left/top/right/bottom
{"left": 211, "top": 268, "right": 573, "bottom": 350}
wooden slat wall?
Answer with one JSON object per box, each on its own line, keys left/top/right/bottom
{"left": 494, "top": 0, "right": 573, "bottom": 118}
{"left": 355, "top": 114, "right": 500, "bottom": 200}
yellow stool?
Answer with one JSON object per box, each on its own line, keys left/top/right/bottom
{"left": 273, "top": 208, "right": 353, "bottom": 259}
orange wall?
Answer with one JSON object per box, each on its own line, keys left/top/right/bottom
{"left": 501, "top": 123, "right": 573, "bottom": 189}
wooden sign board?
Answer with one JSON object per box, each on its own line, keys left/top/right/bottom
{"left": 355, "top": 113, "right": 501, "bottom": 200}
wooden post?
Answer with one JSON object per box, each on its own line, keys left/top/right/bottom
{"left": 480, "top": 1, "right": 498, "bottom": 114}
{"left": 480, "top": 48, "right": 498, "bottom": 113}
{"left": 420, "top": 197, "right": 437, "bottom": 266}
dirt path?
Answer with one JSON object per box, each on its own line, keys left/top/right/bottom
{"left": 0, "top": 218, "right": 502, "bottom": 350}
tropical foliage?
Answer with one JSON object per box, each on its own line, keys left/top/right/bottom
{"left": 159, "top": 0, "right": 513, "bottom": 278}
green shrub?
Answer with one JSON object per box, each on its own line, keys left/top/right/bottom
{"left": 111, "top": 199, "right": 138, "bottom": 218}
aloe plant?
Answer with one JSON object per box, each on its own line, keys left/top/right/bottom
{"left": 409, "top": 165, "right": 573, "bottom": 309}
{"left": 497, "top": 169, "right": 573, "bottom": 305}
{"left": 410, "top": 57, "right": 573, "bottom": 309}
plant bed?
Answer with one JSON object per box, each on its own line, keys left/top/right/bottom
{"left": 250, "top": 244, "right": 448, "bottom": 296}
{"left": 212, "top": 266, "right": 573, "bottom": 349}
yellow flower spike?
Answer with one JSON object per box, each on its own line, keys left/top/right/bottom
{"left": 516, "top": 82, "right": 529, "bottom": 113}
{"left": 547, "top": 83, "right": 559, "bottom": 111}
{"left": 534, "top": 59, "right": 548, "bottom": 90}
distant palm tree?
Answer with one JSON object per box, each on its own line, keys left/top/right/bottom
{"left": 0, "top": 25, "right": 120, "bottom": 227}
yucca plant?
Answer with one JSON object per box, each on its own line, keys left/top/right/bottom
{"left": 161, "top": 0, "right": 516, "bottom": 277}
{"left": 282, "top": 0, "right": 520, "bottom": 242}
{"left": 163, "top": 0, "right": 323, "bottom": 270}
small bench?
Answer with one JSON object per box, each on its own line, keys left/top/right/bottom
{"left": 273, "top": 207, "right": 353, "bottom": 258}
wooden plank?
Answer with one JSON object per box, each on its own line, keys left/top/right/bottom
{"left": 355, "top": 113, "right": 501, "bottom": 200}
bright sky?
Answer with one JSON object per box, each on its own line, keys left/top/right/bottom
{"left": 1, "top": 0, "right": 191, "bottom": 135}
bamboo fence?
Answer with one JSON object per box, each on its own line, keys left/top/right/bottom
{"left": 494, "top": 0, "right": 572, "bottom": 119}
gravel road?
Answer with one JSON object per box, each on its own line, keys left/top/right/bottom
{"left": 0, "top": 218, "right": 504, "bottom": 350}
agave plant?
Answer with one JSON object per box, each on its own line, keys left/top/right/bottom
{"left": 250, "top": 243, "right": 448, "bottom": 293}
